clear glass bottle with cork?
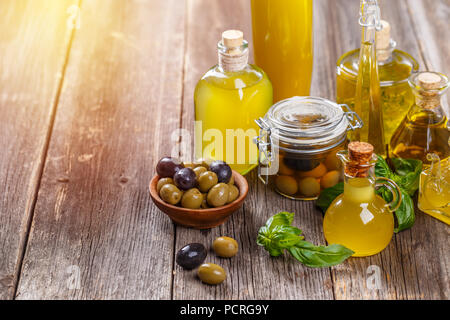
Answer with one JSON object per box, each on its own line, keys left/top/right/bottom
{"left": 336, "top": 19, "right": 419, "bottom": 142}
{"left": 390, "top": 71, "right": 449, "bottom": 166}
{"left": 323, "top": 142, "right": 402, "bottom": 257}
{"left": 194, "top": 30, "right": 273, "bottom": 175}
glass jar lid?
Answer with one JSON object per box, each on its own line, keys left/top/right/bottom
{"left": 257, "top": 96, "right": 362, "bottom": 154}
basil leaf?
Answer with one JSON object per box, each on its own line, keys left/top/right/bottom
{"left": 391, "top": 158, "right": 422, "bottom": 196}
{"left": 265, "top": 212, "right": 295, "bottom": 231}
{"left": 271, "top": 225, "right": 304, "bottom": 248}
{"left": 316, "top": 182, "right": 344, "bottom": 213}
{"left": 288, "top": 241, "right": 354, "bottom": 268}
{"left": 375, "top": 155, "right": 393, "bottom": 179}
{"left": 377, "top": 187, "right": 415, "bottom": 233}
{"left": 256, "top": 226, "right": 284, "bottom": 257}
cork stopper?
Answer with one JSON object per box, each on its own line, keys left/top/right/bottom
{"left": 417, "top": 72, "right": 442, "bottom": 90}
{"left": 345, "top": 142, "right": 375, "bottom": 178}
{"left": 376, "top": 20, "right": 391, "bottom": 50}
{"left": 222, "top": 30, "right": 243, "bottom": 48}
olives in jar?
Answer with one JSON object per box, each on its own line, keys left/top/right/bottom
{"left": 159, "top": 184, "right": 182, "bottom": 205}
{"left": 176, "top": 243, "right": 207, "bottom": 270}
{"left": 157, "top": 177, "right": 174, "bottom": 193}
{"left": 209, "top": 160, "right": 232, "bottom": 183}
{"left": 227, "top": 185, "right": 239, "bottom": 204}
{"left": 156, "top": 157, "right": 184, "bottom": 178}
{"left": 275, "top": 175, "right": 298, "bottom": 196}
{"left": 213, "top": 236, "right": 239, "bottom": 258}
{"left": 198, "top": 171, "right": 218, "bottom": 193}
{"left": 181, "top": 188, "right": 203, "bottom": 209}
{"left": 207, "top": 183, "right": 229, "bottom": 207}
{"left": 174, "top": 167, "right": 197, "bottom": 190}
{"left": 298, "top": 177, "right": 321, "bottom": 198}
{"left": 197, "top": 263, "right": 226, "bottom": 285}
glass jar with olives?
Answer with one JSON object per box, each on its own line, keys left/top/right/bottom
{"left": 255, "top": 97, "right": 363, "bottom": 200}
{"left": 155, "top": 157, "right": 240, "bottom": 209}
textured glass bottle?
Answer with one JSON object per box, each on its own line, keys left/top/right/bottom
{"left": 194, "top": 30, "right": 273, "bottom": 175}
{"left": 337, "top": 20, "right": 419, "bottom": 142}
{"left": 390, "top": 72, "right": 449, "bottom": 166}
{"left": 251, "top": 0, "right": 313, "bottom": 102}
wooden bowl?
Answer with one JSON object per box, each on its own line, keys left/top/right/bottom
{"left": 149, "top": 170, "right": 248, "bottom": 229}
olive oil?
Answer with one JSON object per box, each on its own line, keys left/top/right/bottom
{"left": 251, "top": 0, "right": 313, "bottom": 102}
{"left": 337, "top": 20, "right": 419, "bottom": 142}
{"left": 194, "top": 30, "right": 273, "bottom": 175}
{"left": 390, "top": 72, "right": 449, "bottom": 166}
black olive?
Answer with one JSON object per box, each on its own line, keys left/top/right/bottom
{"left": 283, "top": 157, "right": 321, "bottom": 172}
{"left": 174, "top": 168, "right": 197, "bottom": 190}
{"left": 176, "top": 243, "right": 207, "bottom": 270}
{"left": 156, "top": 157, "right": 184, "bottom": 178}
{"left": 209, "top": 161, "right": 232, "bottom": 183}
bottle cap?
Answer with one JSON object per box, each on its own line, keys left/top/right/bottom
{"left": 376, "top": 20, "right": 391, "bottom": 50}
{"left": 222, "top": 30, "right": 244, "bottom": 48}
{"left": 417, "top": 72, "right": 442, "bottom": 90}
{"left": 345, "top": 142, "right": 375, "bottom": 178}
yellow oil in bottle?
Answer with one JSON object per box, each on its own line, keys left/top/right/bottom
{"left": 336, "top": 20, "right": 419, "bottom": 142}
{"left": 194, "top": 31, "right": 273, "bottom": 175}
{"left": 390, "top": 72, "right": 449, "bottom": 166}
{"left": 323, "top": 178, "right": 394, "bottom": 257}
{"left": 418, "top": 155, "right": 450, "bottom": 225}
{"left": 251, "top": 0, "right": 313, "bottom": 102}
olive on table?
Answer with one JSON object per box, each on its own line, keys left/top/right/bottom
{"left": 181, "top": 188, "right": 203, "bottom": 209}
{"left": 198, "top": 171, "right": 218, "bottom": 193}
{"left": 207, "top": 183, "right": 229, "bottom": 207}
{"left": 159, "top": 184, "right": 182, "bottom": 205}
{"left": 298, "top": 177, "right": 321, "bottom": 197}
{"left": 213, "top": 236, "right": 239, "bottom": 258}
{"left": 176, "top": 243, "right": 207, "bottom": 270}
{"left": 157, "top": 177, "right": 174, "bottom": 193}
{"left": 209, "top": 160, "right": 232, "bottom": 183}
{"left": 193, "top": 166, "right": 207, "bottom": 178}
{"left": 198, "top": 263, "right": 226, "bottom": 285}
{"left": 227, "top": 185, "right": 239, "bottom": 204}
{"left": 174, "top": 167, "right": 197, "bottom": 190}
{"left": 275, "top": 175, "right": 298, "bottom": 196}
{"left": 156, "top": 157, "right": 184, "bottom": 178}
{"left": 321, "top": 170, "right": 340, "bottom": 189}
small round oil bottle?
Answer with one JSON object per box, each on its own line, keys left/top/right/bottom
{"left": 323, "top": 142, "right": 402, "bottom": 257}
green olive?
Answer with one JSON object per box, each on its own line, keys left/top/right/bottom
{"left": 195, "top": 158, "right": 213, "bottom": 170}
{"left": 181, "top": 188, "right": 203, "bottom": 209}
{"left": 298, "top": 177, "right": 321, "bottom": 197}
{"left": 197, "top": 263, "right": 226, "bottom": 285}
{"left": 201, "top": 194, "right": 210, "bottom": 209}
{"left": 159, "top": 184, "right": 182, "bottom": 205}
{"left": 227, "top": 185, "right": 239, "bottom": 204}
{"left": 198, "top": 171, "right": 218, "bottom": 193}
{"left": 157, "top": 177, "right": 174, "bottom": 193}
{"left": 193, "top": 166, "right": 207, "bottom": 178}
{"left": 228, "top": 175, "right": 235, "bottom": 186}
{"left": 182, "top": 162, "right": 196, "bottom": 169}
{"left": 207, "top": 183, "right": 229, "bottom": 207}
{"left": 275, "top": 175, "right": 298, "bottom": 195}
{"left": 213, "top": 236, "right": 238, "bottom": 258}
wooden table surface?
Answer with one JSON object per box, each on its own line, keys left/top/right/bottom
{"left": 0, "top": 0, "right": 448, "bottom": 300}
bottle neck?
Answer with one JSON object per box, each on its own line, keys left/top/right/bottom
{"left": 217, "top": 40, "right": 249, "bottom": 72}
{"left": 343, "top": 174, "right": 376, "bottom": 203}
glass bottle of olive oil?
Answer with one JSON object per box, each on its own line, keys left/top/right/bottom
{"left": 250, "top": 0, "right": 313, "bottom": 102}
{"left": 194, "top": 30, "right": 273, "bottom": 175}
{"left": 350, "top": 0, "right": 385, "bottom": 156}
{"left": 390, "top": 71, "right": 449, "bottom": 166}
{"left": 337, "top": 20, "right": 419, "bottom": 142}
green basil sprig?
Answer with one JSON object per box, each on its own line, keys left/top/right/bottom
{"left": 257, "top": 212, "right": 354, "bottom": 268}
{"left": 317, "top": 156, "right": 422, "bottom": 233}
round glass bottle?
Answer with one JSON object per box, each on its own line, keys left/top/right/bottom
{"left": 323, "top": 142, "right": 402, "bottom": 257}
{"left": 254, "top": 97, "right": 363, "bottom": 200}
{"left": 336, "top": 20, "right": 419, "bottom": 143}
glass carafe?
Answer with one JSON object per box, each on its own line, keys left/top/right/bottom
{"left": 323, "top": 150, "right": 402, "bottom": 257}
{"left": 419, "top": 153, "right": 450, "bottom": 225}
{"left": 250, "top": 0, "right": 313, "bottom": 102}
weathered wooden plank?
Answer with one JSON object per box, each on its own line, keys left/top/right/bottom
{"left": 15, "top": 0, "right": 186, "bottom": 299}
{"left": 0, "top": 0, "right": 77, "bottom": 300}
{"left": 172, "top": 0, "right": 334, "bottom": 300}
{"left": 328, "top": 0, "right": 449, "bottom": 299}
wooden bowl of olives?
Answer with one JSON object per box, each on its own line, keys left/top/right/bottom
{"left": 149, "top": 157, "right": 248, "bottom": 229}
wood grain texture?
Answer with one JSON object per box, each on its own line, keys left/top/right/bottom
{"left": 172, "top": 0, "right": 334, "bottom": 300}
{"left": 0, "top": 0, "right": 77, "bottom": 300}
{"left": 15, "top": 0, "right": 186, "bottom": 299}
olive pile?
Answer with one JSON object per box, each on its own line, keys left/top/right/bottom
{"left": 175, "top": 236, "right": 239, "bottom": 285}
{"left": 275, "top": 149, "right": 343, "bottom": 199}
{"left": 156, "top": 157, "right": 239, "bottom": 209}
